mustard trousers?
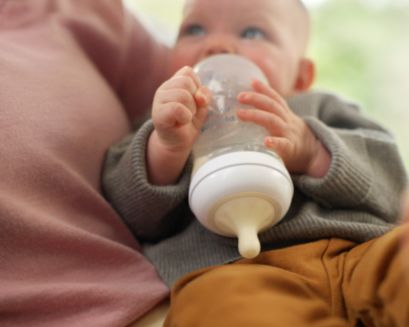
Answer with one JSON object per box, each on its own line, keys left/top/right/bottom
{"left": 164, "top": 225, "right": 409, "bottom": 327}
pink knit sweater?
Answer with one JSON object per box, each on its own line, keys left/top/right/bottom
{"left": 0, "top": 0, "right": 169, "bottom": 326}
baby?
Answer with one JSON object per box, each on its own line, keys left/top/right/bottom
{"left": 146, "top": 0, "right": 329, "bottom": 187}
{"left": 103, "top": 0, "right": 409, "bottom": 326}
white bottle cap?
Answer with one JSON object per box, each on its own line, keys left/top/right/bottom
{"left": 189, "top": 151, "right": 293, "bottom": 259}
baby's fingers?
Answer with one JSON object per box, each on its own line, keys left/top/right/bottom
{"left": 238, "top": 91, "right": 287, "bottom": 121}
{"left": 154, "top": 102, "right": 193, "bottom": 130}
{"left": 174, "top": 66, "right": 201, "bottom": 86}
{"left": 264, "top": 136, "right": 291, "bottom": 162}
{"left": 157, "top": 88, "right": 197, "bottom": 115}
{"left": 237, "top": 108, "right": 285, "bottom": 136}
{"left": 160, "top": 74, "right": 198, "bottom": 97}
{"left": 251, "top": 79, "right": 288, "bottom": 109}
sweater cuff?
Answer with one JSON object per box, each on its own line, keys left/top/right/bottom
{"left": 293, "top": 117, "right": 372, "bottom": 208}
{"left": 131, "top": 120, "right": 192, "bottom": 195}
{"left": 103, "top": 120, "right": 192, "bottom": 240}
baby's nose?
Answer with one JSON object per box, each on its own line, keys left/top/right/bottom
{"left": 205, "top": 44, "right": 235, "bottom": 56}
{"left": 203, "top": 37, "right": 237, "bottom": 58}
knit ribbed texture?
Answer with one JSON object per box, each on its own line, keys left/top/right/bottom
{"left": 103, "top": 122, "right": 192, "bottom": 241}
{"left": 103, "top": 91, "right": 408, "bottom": 286}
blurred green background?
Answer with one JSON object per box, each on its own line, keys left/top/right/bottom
{"left": 125, "top": 0, "right": 409, "bottom": 169}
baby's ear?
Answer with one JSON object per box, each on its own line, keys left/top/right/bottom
{"left": 294, "top": 58, "right": 315, "bottom": 92}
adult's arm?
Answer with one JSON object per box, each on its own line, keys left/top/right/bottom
{"left": 0, "top": 1, "right": 170, "bottom": 326}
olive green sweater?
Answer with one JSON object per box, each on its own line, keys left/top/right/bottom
{"left": 103, "top": 91, "right": 407, "bottom": 286}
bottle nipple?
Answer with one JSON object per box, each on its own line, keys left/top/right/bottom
{"left": 213, "top": 195, "right": 276, "bottom": 259}
{"left": 236, "top": 224, "right": 261, "bottom": 259}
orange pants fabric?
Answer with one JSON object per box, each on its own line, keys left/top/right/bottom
{"left": 164, "top": 225, "right": 409, "bottom": 327}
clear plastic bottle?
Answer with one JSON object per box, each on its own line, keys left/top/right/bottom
{"left": 189, "top": 54, "right": 294, "bottom": 259}
{"left": 192, "top": 54, "right": 272, "bottom": 172}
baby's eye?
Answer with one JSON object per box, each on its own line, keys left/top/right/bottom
{"left": 183, "top": 24, "right": 206, "bottom": 37}
{"left": 241, "top": 27, "right": 267, "bottom": 40}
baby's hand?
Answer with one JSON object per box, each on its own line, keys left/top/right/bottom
{"left": 237, "top": 80, "right": 330, "bottom": 177}
{"left": 146, "top": 66, "right": 210, "bottom": 185}
{"left": 151, "top": 66, "right": 210, "bottom": 153}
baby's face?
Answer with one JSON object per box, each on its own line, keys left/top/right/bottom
{"left": 171, "top": 0, "right": 310, "bottom": 97}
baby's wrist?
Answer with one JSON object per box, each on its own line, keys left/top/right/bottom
{"left": 306, "top": 141, "right": 331, "bottom": 178}
{"left": 150, "top": 131, "right": 191, "bottom": 159}
{"left": 146, "top": 131, "right": 191, "bottom": 185}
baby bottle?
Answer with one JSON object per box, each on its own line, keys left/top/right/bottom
{"left": 188, "top": 54, "right": 294, "bottom": 259}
